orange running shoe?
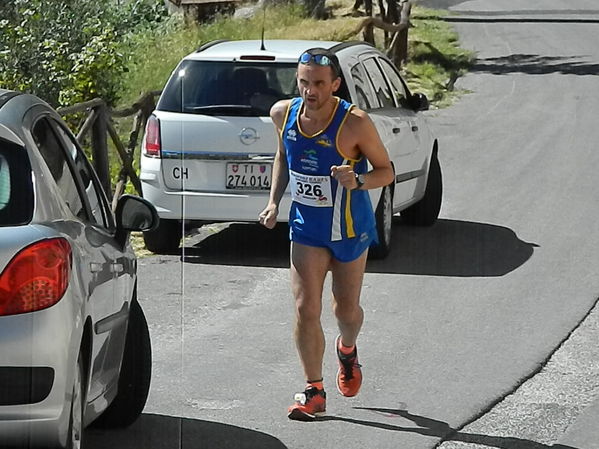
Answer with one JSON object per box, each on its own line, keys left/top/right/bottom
{"left": 287, "top": 386, "right": 326, "bottom": 421}
{"left": 335, "top": 335, "right": 363, "bottom": 397}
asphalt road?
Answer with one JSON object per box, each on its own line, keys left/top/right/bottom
{"left": 87, "top": 1, "right": 599, "bottom": 447}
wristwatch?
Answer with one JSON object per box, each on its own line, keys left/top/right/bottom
{"left": 354, "top": 173, "right": 365, "bottom": 190}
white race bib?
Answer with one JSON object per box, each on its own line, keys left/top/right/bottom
{"left": 289, "top": 170, "right": 333, "bottom": 207}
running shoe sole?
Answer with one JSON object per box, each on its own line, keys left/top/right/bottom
{"left": 287, "top": 408, "right": 326, "bottom": 421}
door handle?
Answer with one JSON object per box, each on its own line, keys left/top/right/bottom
{"left": 110, "top": 263, "right": 124, "bottom": 274}
{"left": 392, "top": 127, "right": 401, "bottom": 134}
{"left": 90, "top": 262, "right": 103, "bottom": 273}
{"left": 411, "top": 125, "right": 419, "bottom": 132}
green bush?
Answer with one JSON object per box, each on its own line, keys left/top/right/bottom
{"left": 0, "top": 0, "right": 169, "bottom": 108}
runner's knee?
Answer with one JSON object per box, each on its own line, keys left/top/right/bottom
{"left": 333, "top": 300, "right": 362, "bottom": 323}
{"left": 295, "top": 297, "right": 322, "bottom": 322}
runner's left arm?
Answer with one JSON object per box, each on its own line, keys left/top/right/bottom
{"left": 332, "top": 109, "right": 394, "bottom": 191}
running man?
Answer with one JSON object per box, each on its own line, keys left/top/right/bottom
{"left": 258, "top": 47, "right": 394, "bottom": 421}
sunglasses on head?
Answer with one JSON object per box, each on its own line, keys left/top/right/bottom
{"left": 299, "top": 52, "right": 334, "bottom": 67}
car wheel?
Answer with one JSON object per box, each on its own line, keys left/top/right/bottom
{"left": 369, "top": 183, "right": 393, "bottom": 260}
{"left": 400, "top": 151, "right": 442, "bottom": 226}
{"left": 143, "top": 218, "right": 182, "bottom": 253}
{"left": 92, "top": 296, "right": 151, "bottom": 428}
{"left": 63, "top": 356, "right": 84, "bottom": 449}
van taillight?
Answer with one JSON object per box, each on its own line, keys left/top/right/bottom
{"left": 143, "top": 115, "right": 161, "bottom": 157}
{"left": 0, "top": 238, "right": 71, "bottom": 316}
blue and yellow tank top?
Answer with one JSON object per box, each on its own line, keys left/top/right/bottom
{"left": 281, "top": 97, "right": 376, "bottom": 242}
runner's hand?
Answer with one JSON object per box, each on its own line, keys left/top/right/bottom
{"left": 331, "top": 165, "right": 357, "bottom": 190}
{"left": 259, "top": 204, "right": 278, "bottom": 229}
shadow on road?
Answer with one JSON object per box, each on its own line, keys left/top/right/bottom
{"left": 178, "top": 219, "right": 537, "bottom": 277}
{"left": 85, "top": 413, "right": 287, "bottom": 449}
{"left": 471, "top": 54, "right": 599, "bottom": 76}
{"left": 320, "top": 407, "right": 579, "bottom": 449}
{"left": 368, "top": 218, "right": 538, "bottom": 277}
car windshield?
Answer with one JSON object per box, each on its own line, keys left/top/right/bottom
{"left": 0, "top": 139, "right": 33, "bottom": 226}
{"left": 157, "top": 60, "right": 299, "bottom": 116}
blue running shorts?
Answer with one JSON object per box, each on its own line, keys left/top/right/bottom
{"left": 290, "top": 227, "right": 378, "bottom": 263}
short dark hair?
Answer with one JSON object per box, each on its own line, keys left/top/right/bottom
{"left": 298, "top": 47, "right": 341, "bottom": 79}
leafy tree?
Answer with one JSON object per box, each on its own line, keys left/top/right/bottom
{"left": 0, "top": 0, "right": 168, "bottom": 107}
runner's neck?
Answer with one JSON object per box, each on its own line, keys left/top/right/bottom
{"left": 299, "top": 97, "right": 338, "bottom": 136}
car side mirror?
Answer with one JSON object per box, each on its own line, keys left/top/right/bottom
{"left": 114, "top": 194, "right": 159, "bottom": 247}
{"left": 410, "top": 93, "right": 430, "bottom": 111}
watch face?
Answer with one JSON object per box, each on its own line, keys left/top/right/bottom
{"left": 356, "top": 173, "right": 365, "bottom": 188}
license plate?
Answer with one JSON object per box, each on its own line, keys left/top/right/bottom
{"left": 226, "top": 163, "right": 272, "bottom": 190}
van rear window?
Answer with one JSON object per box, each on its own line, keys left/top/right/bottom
{"left": 157, "top": 60, "right": 299, "bottom": 116}
{"left": 0, "top": 140, "right": 33, "bottom": 226}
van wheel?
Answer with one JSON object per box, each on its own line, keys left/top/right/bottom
{"left": 92, "top": 296, "right": 151, "bottom": 428}
{"left": 369, "top": 184, "right": 393, "bottom": 260}
{"left": 401, "top": 151, "right": 442, "bottom": 226}
{"left": 143, "top": 218, "right": 182, "bottom": 253}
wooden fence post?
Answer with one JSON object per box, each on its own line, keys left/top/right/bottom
{"left": 91, "top": 102, "right": 111, "bottom": 197}
{"left": 395, "top": 0, "right": 412, "bottom": 66}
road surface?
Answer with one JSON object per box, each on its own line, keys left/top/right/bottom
{"left": 88, "top": 1, "right": 599, "bottom": 447}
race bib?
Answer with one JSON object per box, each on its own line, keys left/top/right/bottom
{"left": 289, "top": 170, "right": 333, "bottom": 207}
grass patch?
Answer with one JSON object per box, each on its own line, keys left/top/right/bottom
{"left": 406, "top": 7, "right": 475, "bottom": 107}
{"left": 118, "top": 2, "right": 474, "bottom": 108}
{"left": 120, "top": 3, "right": 311, "bottom": 106}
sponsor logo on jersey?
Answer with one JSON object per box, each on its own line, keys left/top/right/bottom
{"left": 300, "top": 148, "right": 319, "bottom": 172}
{"left": 315, "top": 134, "right": 333, "bottom": 147}
{"left": 287, "top": 128, "right": 297, "bottom": 141}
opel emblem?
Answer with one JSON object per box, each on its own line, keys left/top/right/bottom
{"left": 239, "top": 127, "right": 259, "bottom": 145}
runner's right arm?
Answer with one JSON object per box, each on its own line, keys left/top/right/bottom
{"left": 258, "top": 100, "right": 291, "bottom": 229}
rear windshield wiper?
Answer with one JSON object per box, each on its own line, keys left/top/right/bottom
{"left": 184, "top": 105, "right": 265, "bottom": 115}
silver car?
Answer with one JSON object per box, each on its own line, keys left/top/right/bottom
{"left": 0, "top": 89, "right": 158, "bottom": 448}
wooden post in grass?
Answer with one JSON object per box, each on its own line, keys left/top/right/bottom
{"left": 58, "top": 92, "right": 163, "bottom": 209}
{"left": 91, "top": 102, "right": 111, "bottom": 197}
{"left": 343, "top": 0, "right": 412, "bottom": 68}
{"left": 110, "top": 91, "right": 158, "bottom": 211}
{"left": 394, "top": 0, "right": 412, "bottom": 67}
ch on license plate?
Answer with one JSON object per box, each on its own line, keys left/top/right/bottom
{"left": 226, "top": 162, "right": 272, "bottom": 190}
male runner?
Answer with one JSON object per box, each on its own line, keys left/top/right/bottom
{"left": 259, "top": 47, "right": 394, "bottom": 421}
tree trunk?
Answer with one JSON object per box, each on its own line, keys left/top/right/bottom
{"left": 302, "top": 0, "right": 326, "bottom": 18}
{"left": 386, "top": 0, "right": 399, "bottom": 23}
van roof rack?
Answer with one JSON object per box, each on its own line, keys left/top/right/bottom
{"left": 196, "top": 39, "right": 230, "bottom": 53}
{"left": 329, "top": 41, "right": 374, "bottom": 54}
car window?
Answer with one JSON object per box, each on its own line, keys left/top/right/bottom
{"left": 362, "top": 57, "right": 395, "bottom": 108}
{"left": 350, "top": 63, "right": 377, "bottom": 110}
{"left": 378, "top": 58, "right": 409, "bottom": 108}
{"left": 0, "top": 155, "right": 9, "bottom": 210}
{"left": 157, "top": 60, "right": 298, "bottom": 116}
{"left": 32, "top": 118, "right": 86, "bottom": 220}
{"left": 53, "top": 123, "right": 113, "bottom": 229}
{"left": 0, "top": 140, "right": 33, "bottom": 226}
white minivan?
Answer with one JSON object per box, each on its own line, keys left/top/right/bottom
{"left": 140, "top": 39, "right": 441, "bottom": 258}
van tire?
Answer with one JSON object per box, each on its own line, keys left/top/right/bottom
{"left": 369, "top": 184, "right": 393, "bottom": 260}
{"left": 143, "top": 218, "right": 182, "bottom": 253}
{"left": 401, "top": 151, "right": 442, "bottom": 226}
